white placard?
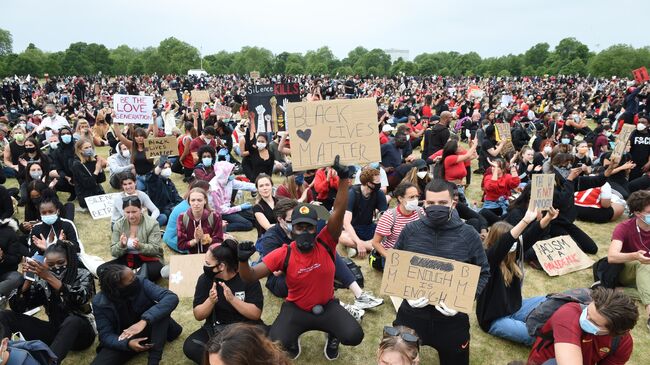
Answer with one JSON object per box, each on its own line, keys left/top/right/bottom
{"left": 113, "top": 94, "right": 154, "bottom": 124}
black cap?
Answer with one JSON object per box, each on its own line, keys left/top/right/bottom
{"left": 412, "top": 159, "right": 427, "bottom": 170}
{"left": 292, "top": 204, "right": 318, "bottom": 226}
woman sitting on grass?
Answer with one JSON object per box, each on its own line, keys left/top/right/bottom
{"left": 70, "top": 139, "right": 107, "bottom": 210}
{"left": 110, "top": 171, "right": 164, "bottom": 227}
{"left": 202, "top": 323, "right": 290, "bottom": 365}
{"left": 176, "top": 187, "right": 224, "bottom": 254}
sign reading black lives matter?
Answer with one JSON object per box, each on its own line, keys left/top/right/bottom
{"left": 379, "top": 249, "right": 481, "bottom": 314}
{"left": 246, "top": 83, "right": 301, "bottom": 133}
{"left": 285, "top": 98, "right": 381, "bottom": 171}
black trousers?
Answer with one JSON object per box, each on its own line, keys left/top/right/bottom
{"left": 549, "top": 221, "right": 598, "bottom": 254}
{"left": 575, "top": 206, "right": 614, "bottom": 223}
{"left": 183, "top": 327, "right": 210, "bottom": 365}
{"left": 0, "top": 311, "right": 95, "bottom": 362}
{"left": 91, "top": 316, "right": 182, "bottom": 365}
{"left": 394, "top": 303, "right": 470, "bottom": 365}
{"left": 268, "top": 299, "right": 364, "bottom": 351}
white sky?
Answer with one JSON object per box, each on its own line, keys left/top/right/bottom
{"left": 4, "top": 0, "right": 649, "bottom": 59}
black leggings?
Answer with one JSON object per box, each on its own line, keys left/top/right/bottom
{"left": 549, "top": 221, "right": 598, "bottom": 254}
{"left": 0, "top": 311, "right": 95, "bottom": 361}
{"left": 91, "top": 316, "right": 182, "bottom": 365}
{"left": 183, "top": 327, "right": 210, "bottom": 364}
{"left": 268, "top": 299, "right": 363, "bottom": 351}
{"left": 575, "top": 206, "right": 614, "bottom": 223}
{"left": 394, "top": 303, "right": 470, "bottom": 365}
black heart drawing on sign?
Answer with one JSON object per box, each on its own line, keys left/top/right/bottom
{"left": 296, "top": 129, "right": 312, "bottom": 142}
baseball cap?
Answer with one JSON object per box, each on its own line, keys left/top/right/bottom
{"left": 292, "top": 204, "right": 318, "bottom": 227}
{"left": 33, "top": 110, "right": 43, "bottom": 116}
{"left": 382, "top": 124, "right": 395, "bottom": 133}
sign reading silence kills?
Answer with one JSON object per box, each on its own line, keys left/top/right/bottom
{"left": 246, "top": 83, "right": 301, "bottom": 133}
{"left": 285, "top": 98, "right": 381, "bottom": 171}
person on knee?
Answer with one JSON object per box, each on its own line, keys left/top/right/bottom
{"left": 239, "top": 156, "right": 364, "bottom": 361}
{"left": 0, "top": 218, "right": 26, "bottom": 302}
{"left": 0, "top": 240, "right": 96, "bottom": 362}
{"left": 91, "top": 264, "right": 182, "bottom": 365}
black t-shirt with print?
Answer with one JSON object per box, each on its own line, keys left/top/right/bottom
{"left": 193, "top": 273, "right": 263, "bottom": 328}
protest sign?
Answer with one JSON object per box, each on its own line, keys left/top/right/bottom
{"left": 379, "top": 249, "right": 481, "bottom": 313}
{"left": 495, "top": 123, "right": 515, "bottom": 154}
{"left": 163, "top": 90, "right": 177, "bottom": 102}
{"left": 611, "top": 124, "right": 636, "bottom": 159}
{"left": 632, "top": 66, "right": 649, "bottom": 83}
{"left": 250, "top": 71, "right": 260, "bottom": 80}
{"left": 213, "top": 104, "right": 231, "bottom": 118}
{"left": 246, "top": 83, "right": 301, "bottom": 133}
{"left": 532, "top": 235, "right": 594, "bottom": 276}
{"left": 285, "top": 98, "right": 381, "bottom": 171}
{"left": 529, "top": 174, "right": 555, "bottom": 211}
{"left": 191, "top": 90, "right": 210, "bottom": 103}
{"left": 468, "top": 85, "right": 484, "bottom": 99}
{"left": 113, "top": 94, "right": 153, "bottom": 124}
{"left": 84, "top": 193, "right": 119, "bottom": 219}
{"left": 145, "top": 136, "right": 179, "bottom": 159}
{"left": 168, "top": 254, "right": 205, "bottom": 297}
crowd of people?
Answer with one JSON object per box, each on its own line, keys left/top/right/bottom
{"left": 0, "top": 71, "right": 649, "bottom": 365}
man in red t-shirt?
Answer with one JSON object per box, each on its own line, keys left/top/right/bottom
{"left": 528, "top": 288, "right": 637, "bottom": 365}
{"left": 238, "top": 156, "right": 363, "bottom": 361}
{"left": 607, "top": 190, "right": 650, "bottom": 329}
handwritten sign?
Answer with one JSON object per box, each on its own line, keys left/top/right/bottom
{"left": 163, "top": 90, "right": 177, "bottom": 102}
{"left": 169, "top": 254, "right": 205, "bottom": 297}
{"left": 145, "top": 136, "right": 179, "bottom": 159}
{"left": 246, "top": 83, "right": 301, "bottom": 133}
{"left": 213, "top": 104, "right": 231, "bottom": 118}
{"left": 529, "top": 174, "right": 555, "bottom": 211}
{"left": 85, "top": 193, "right": 119, "bottom": 219}
{"left": 632, "top": 66, "right": 649, "bottom": 83}
{"left": 379, "top": 249, "right": 481, "bottom": 313}
{"left": 495, "top": 123, "right": 515, "bottom": 154}
{"left": 532, "top": 235, "right": 594, "bottom": 276}
{"left": 612, "top": 124, "right": 636, "bottom": 159}
{"left": 113, "top": 94, "right": 153, "bottom": 124}
{"left": 191, "top": 90, "right": 210, "bottom": 103}
{"left": 250, "top": 71, "right": 260, "bottom": 80}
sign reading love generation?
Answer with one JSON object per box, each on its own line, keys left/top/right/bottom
{"left": 529, "top": 174, "right": 555, "bottom": 211}
{"left": 85, "top": 193, "right": 120, "bottom": 219}
{"left": 285, "top": 98, "right": 381, "bottom": 171}
{"left": 533, "top": 235, "right": 594, "bottom": 276}
{"left": 145, "top": 136, "right": 179, "bottom": 159}
{"left": 113, "top": 94, "right": 154, "bottom": 124}
{"left": 379, "top": 249, "right": 481, "bottom": 314}
{"left": 611, "top": 124, "right": 636, "bottom": 159}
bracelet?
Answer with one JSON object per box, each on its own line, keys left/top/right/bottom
{"left": 523, "top": 220, "right": 533, "bottom": 225}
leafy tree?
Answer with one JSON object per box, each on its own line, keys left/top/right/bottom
{"left": 305, "top": 47, "right": 336, "bottom": 74}
{"left": 158, "top": 37, "right": 200, "bottom": 74}
{"left": 110, "top": 45, "right": 137, "bottom": 75}
{"left": 524, "top": 43, "right": 550, "bottom": 69}
{"left": 0, "top": 28, "right": 12, "bottom": 56}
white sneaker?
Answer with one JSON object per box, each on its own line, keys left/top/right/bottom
{"left": 354, "top": 291, "right": 384, "bottom": 310}
{"left": 340, "top": 302, "right": 364, "bottom": 322}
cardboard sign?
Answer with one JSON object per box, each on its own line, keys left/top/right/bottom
{"left": 246, "top": 83, "right": 301, "bottom": 132}
{"left": 163, "top": 90, "right": 177, "bottom": 102}
{"left": 285, "top": 98, "right": 381, "bottom": 171}
{"left": 113, "top": 94, "right": 153, "bottom": 124}
{"left": 529, "top": 174, "right": 555, "bottom": 211}
{"left": 495, "top": 123, "right": 515, "bottom": 154}
{"left": 632, "top": 66, "right": 649, "bottom": 83}
{"left": 612, "top": 124, "right": 636, "bottom": 159}
{"left": 213, "top": 104, "right": 232, "bottom": 118}
{"left": 191, "top": 90, "right": 210, "bottom": 103}
{"left": 532, "top": 235, "right": 595, "bottom": 276}
{"left": 379, "top": 249, "right": 481, "bottom": 314}
{"left": 85, "top": 193, "right": 119, "bottom": 219}
{"left": 250, "top": 71, "right": 260, "bottom": 80}
{"left": 169, "top": 254, "right": 205, "bottom": 297}
{"left": 145, "top": 136, "right": 179, "bottom": 159}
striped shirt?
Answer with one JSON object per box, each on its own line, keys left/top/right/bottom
{"left": 375, "top": 207, "right": 423, "bottom": 249}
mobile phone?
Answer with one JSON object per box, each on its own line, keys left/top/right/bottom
{"left": 24, "top": 258, "right": 36, "bottom": 282}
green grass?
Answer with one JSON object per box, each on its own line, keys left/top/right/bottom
{"left": 6, "top": 143, "right": 649, "bottom": 365}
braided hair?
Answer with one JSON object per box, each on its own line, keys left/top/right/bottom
{"left": 97, "top": 264, "right": 128, "bottom": 302}
{"left": 45, "top": 240, "right": 79, "bottom": 285}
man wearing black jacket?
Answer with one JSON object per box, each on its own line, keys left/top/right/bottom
{"left": 421, "top": 111, "right": 451, "bottom": 159}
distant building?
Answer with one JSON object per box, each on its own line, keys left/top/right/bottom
{"left": 384, "top": 49, "right": 410, "bottom": 62}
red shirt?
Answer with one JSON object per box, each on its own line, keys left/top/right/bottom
{"left": 263, "top": 226, "right": 337, "bottom": 311}
{"left": 379, "top": 132, "right": 390, "bottom": 145}
{"left": 178, "top": 135, "right": 195, "bottom": 168}
{"left": 275, "top": 184, "right": 314, "bottom": 202}
{"left": 612, "top": 218, "right": 650, "bottom": 254}
{"left": 528, "top": 303, "right": 633, "bottom": 365}
{"left": 442, "top": 155, "right": 468, "bottom": 181}
{"left": 482, "top": 173, "right": 520, "bottom": 201}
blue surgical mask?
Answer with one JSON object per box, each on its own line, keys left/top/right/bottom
{"left": 202, "top": 157, "right": 213, "bottom": 167}
{"left": 285, "top": 222, "right": 293, "bottom": 233}
{"left": 561, "top": 138, "right": 570, "bottom": 145}
{"left": 370, "top": 162, "right": 380, "bottom": 169}
{"left": 643, "top": 213, "right": 650, "bottom": 226}
{"left": 294, "top": 174, "right": 304, "bottom": 185}
{"left": 227, "top": 175, "right": 235, "bottom": 182}
{"left": 61, "top": 134, "right": 72, "bottom": 144}
{"left": 579, "top": 306, "right": 601, "bottom": 335}
{"left": 82, "top": 148, "right": 94, "bottom": 157}
{"left": 41, "top": 213, "right": 58, "bottom": 226}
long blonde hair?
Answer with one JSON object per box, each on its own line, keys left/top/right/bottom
{"left": 400, "top": 167, "right": 430, "bottom": 195}
{"left": 484, "top": 221, "right": 523, "bottom": 287}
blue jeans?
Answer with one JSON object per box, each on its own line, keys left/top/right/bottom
{"left": 2, "top": 166, "right": 17, "bottom": 178}
{"left": 136, "top": 173, "right": 149, "bottom": 192}
{"left": 223, "top": 210, "right": 254, "bottom": 232}
{"left": 488, "top": 296, "right": 547, "bottom": 346}
{"left": 542, "top": 360, "right": 557, "bottom": 365}
{"left": 156, "top": 213, "right": 168, "bottom": 227}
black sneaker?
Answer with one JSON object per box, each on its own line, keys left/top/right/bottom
{"left": 286, "top": 337, "right": 301, "bottom": 360}
{"left": 324, "top": 334, "right": 340, "bottom": 361}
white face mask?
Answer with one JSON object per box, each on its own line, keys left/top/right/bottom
{"left": 404, "top": 199, "right": 419, "bottom": 211}
{"left": 121, "top": 149, "right": 130, "bottom": 158}
{"left": 256, "top": 142, "right": 267, "bottom": 150}
{"left": 405, "top": 134, "right": 411, "bottom": 141}
{"left": 637, "top": 123, "right": 647, "bottom": 131}
{"left": 160, "top": 168, "right": 172, "bottom": 178}
{"left": 543, "top": 146, "right": 552, "bottom": 154}
{"left": 416, "top": 171, "right": 428, "bottom": 179}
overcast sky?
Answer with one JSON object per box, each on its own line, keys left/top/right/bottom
{"left": 4, "top": 0, "right": 649, "bottom": 60}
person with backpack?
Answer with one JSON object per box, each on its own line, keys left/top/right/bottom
{"left": 476, "top": 207, "right": 559, "bottom": 346}
{"left": 176, "top": 187, "right": 223, "bottom": 254}
{"left": 238, "top": 156, "right": 365, "bottom": 361}
{"left": 182, "top": 240, "right": 264, "bottom": 364}
{"left": 0, "top": 323, "right": 58, "bottom": 365}
{"left": 339, "top": 168, "right": 388, "bottom": 258}
{"left": 527, "top": 288, "right": 638, "bottom": 365}
{"left": 391, "top": 179, "right": 490, "bottom": 365}
{"left": 368, "top": 182, "right": 423, "bottom": 271}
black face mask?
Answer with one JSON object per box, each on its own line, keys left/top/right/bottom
{"left": 424, "top": 205, "right": 452, "bottom": 225}
{"left": 119, "top": 279, "right": 140, "bottom": 297}
{"left": 50, "top": 266, "right": 67, "bottom": 278}
{"left": 369, "top": 183, "right": 381, "bottom": 192}
{"left": 295, "top": 232, "right": 317, "bottom": 252}
{"left": 31, "top": 197, "right": 41, "bottom": 206}
{"left": 203, "top": 265, "right": 218, "bottom": 278}
{"left": 304, "top": 175, "right": 315, "bottom": 185}
{"left": 25, "top": 147, "right": 36, "bottom": 154}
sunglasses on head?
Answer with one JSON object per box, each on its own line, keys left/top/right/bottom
{"left": 122, "top": 196, "right": 139, "bottom": 203}
{"left": 383, "top": 326, "right": 419, "bottom": 346}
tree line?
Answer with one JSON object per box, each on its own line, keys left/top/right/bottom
{"left": 0, "top": 28, "right": 649, "bottom": 78}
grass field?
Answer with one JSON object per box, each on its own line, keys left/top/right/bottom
{"left": 6, "top": 141, "right": 649, "bottom": 365}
